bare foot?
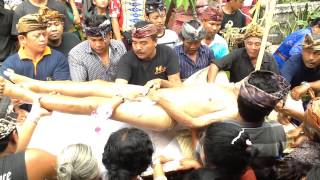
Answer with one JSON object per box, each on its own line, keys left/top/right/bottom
{"left": 4, "top": 69, "right": 34, "bottom": 84}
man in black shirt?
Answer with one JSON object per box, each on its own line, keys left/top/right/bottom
{"left": 208, "top": 24, "right": 279, "bottom": 83}
{"left": 221, "top": 0, "right": 246, "bottom": 31}
{"left": 116, "top": 21, "right": 181, "bottom": 87}
{"left": 43, "top": 8, "right": 81, "bottom": 57}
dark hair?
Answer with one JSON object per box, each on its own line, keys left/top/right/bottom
{"left": 84, "top": 14, "right": 109, "bottom": 28}
{"left": 183, "top": 168, "right": 222, "bottom": 180}
{"left": 102, "top": 128, "right": 154, "bottom": 180}
{"left": 273, "top": 158, "right": 313, "bottom": 180}
{"left": 133, "top": 21, "right": 158, "bottom": 40}
{"left": 237, "top": 73, "right": 280, "bottom": 123}
{"left": 203, "top": 122, "right": 251, "bottom": 178}
{"left": 0, "top": 132, "right": 13, "bottom": 153}
{"left": 306, "top": 165, "right": 320, "bottom": 180}
{"left": 310, "top": 17, "right": 320, "bottom": 27}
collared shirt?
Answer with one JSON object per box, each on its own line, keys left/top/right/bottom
{"left": 213, "top": 47, "right": 279, "bottom": 83}
{"left": 0, "top": 47, "right": 70, "bottom": 81}
{"left": 68, "top": 39, "right": 127, "bottom": 82}
{"left": 280, "top": 54, "right": 320, "bottom": 88}
{"left": 174, "top": 44, "right": 214, "bottom": 80}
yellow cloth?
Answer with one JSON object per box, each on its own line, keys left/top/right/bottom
{"left": 18, "top": 46, "right": 51, "bottom": 75}
{"left": 17, "top": 14, "right": 47, "bottom": 34}
{"left": 175, "top": 130, "right": 195, "bottom": 159}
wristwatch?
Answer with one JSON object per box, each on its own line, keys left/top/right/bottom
{"left": 301, "top": 81, "right": 311, "bottom": 88}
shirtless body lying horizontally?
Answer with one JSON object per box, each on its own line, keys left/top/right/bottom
{"left": 0, "top": 70, "right": 239, "bottom": 131}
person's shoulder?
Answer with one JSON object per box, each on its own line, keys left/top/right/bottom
{"left": 110, "top": 39, "right": 126, "bottom": 50}
{"left": 69, "top": 41, "right": 90, "bottom": 54}
{"left": 63, "top": 32, "right": 80, "bottom": 41}
{"left": 164, "top": 29, "right": 179, "bottom": 38}
{"left": 214, "top": 34, "right": 227, "bottom": 44}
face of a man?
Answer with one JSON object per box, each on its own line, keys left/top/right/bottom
{"left": 146, "top": 10, "right": 166, "bottom": 34}
{"left": 244, "top": 37, "right": 262, "bottom": 59}
{"left": 93, "top": 0, "right": 109, "bottom": 9}
{"left": 20, "top": 29, "right": 48, "bottom": 53}
{"left": 203, "top": 20, "right": 221, "bottom": 38}
{"left": 183, "top": 39, "right": 201, "bottom": 55}
{"left": 87, "top": 33, "right": 110, "bottom": 55}
{"left": 47, "top": 20, "right": 64, "bottom": 41}
{"left": 132, "top": 36, "right": 157, "bottom": 60}
{"left": 302, "top": 48, "right": 320, "bottom": 69}
{"left": 230, "top": 0, "right": 243, "bottom": 10}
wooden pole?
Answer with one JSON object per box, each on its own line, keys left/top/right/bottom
{"left": 255, "top": 0, "right": 277, "bottom": 70}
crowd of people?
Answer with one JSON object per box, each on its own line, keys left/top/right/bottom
{"left": 0, "top": 0, "right": 320, "bottom": 179}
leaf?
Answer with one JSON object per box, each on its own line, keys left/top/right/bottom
{"left": 165, "top": 0, "right": 172, "bottom": 11}
{"left": 176, "top": 0, "right": 183, "bottom": 9}
{"left": 183, "top": 0, "right": 189, "bottom": 12}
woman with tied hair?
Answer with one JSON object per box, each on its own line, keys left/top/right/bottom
{"left": 102, "top": 127, "right": 154, "bottom": 180}
{"left": 194, "top": 122, "right": 255, "bottom": 180}
{"left": 57, "top": 143, "right": 100, "bottom": 180}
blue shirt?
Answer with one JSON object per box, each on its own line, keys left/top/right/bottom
{"left": 0, "top": 49, "right": 70, "bottom": 81}
{"left": 174, "top": 44, "right": 214, "bottom": 80}
{"left": 273, "top": 27, "right": 312, "bottom": 69}
{"left": 280, "top": 54, "right": 320, "bottom": 88}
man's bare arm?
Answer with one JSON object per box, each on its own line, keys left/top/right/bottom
{"left": 207, "top": 64, "right": 219, "bottom": 83}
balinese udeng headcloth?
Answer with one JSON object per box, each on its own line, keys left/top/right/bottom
{"left": 239, "top": 70, "right": 290, "bottom": 108}
{"left": 197, "top": 6, "right": 223, "bottom": 22}
{"left": 132, "top": 23, "right": 158, "bottom": 38}
{"left": 181, "top": 19, "right": 206, "bottom": 41}
{"left": 243, "top": 24, "right": 264, "bottom": 40}
{"left": 145, "top": 0, "right": 165, "bottom": 14}
{"left": 0, "top": 112, "right": 17, "bottom": 140}
{"left": 38, "top": 6, "right": 65, "bottom": 22}
{"left": 302, "top": 34, "right": 320, "bottom": 51}
{"left": 83, "top": 19, "right": 112, "bottom": 39}
{"left": 17, "top": 13, "right": 47, "bottom": 34}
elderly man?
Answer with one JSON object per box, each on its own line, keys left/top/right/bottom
{"left": 116, "top": 21, "right": 181, "bottom": 87}
{"left": 208, "top": 24, "right": 279, "bottom": 83}
{"left": 145, "top": 0, "right": 179, "bottom": 48}
{"left": 174, "top": 19, "right": 215, "bottom": 81}
{"left": 68, "top": 14, "right": 126, "bottom": 82}
{"left": 41, "top": 7, "right": 81, "bottom": 57}
{"left": 0, "top": 13, "right": 70, "bottom": 81}
{"left": 198, "top": 6, "right": 229, "bottom": 60}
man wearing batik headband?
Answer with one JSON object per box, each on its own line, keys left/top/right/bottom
{"left": 281, "top": 34, "right": 320, "bottom": 101}
{"left": 174, "top": 19, "right": 216, "bottom": 81}
{"left": 144, "top": 0, "right": 179, "bottom": 48}
{"left": 40, "top": 7, "right": 81, "bottom": 57}
{"left": 198, "top": 6, "right": 229, "bottom": 60}
{"left": 0, "top": 100, "right": 57, "bottom": 179}
{"left": 68, "top": 14, "right": 126, "bottom": 82}
{"left": 0, "top": 13, "right": 70, "bottom": 81}
{"left": 208, "top": 24, "right": 279, "bottom": 83}
{"left": 116, "top": 21, "right": 181, "bottom": 87}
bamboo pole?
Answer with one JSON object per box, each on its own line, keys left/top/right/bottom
{"left": 255, "top": 0, "right": 277, "bottom": 70}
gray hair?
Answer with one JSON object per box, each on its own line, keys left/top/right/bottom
{"left": 57, "top": 144, "right": 100, "bottom": 180}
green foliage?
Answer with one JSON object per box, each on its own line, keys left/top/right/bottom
{"left": 165, "top": 0, "right": 196, "bottom": 12}
{"left": 278, "top": 0, "right": 308, "bottom": 4}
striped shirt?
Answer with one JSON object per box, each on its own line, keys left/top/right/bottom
{"left": 174, "top": 44, "right": 214, "bottom": 80}
{"left": 68, "top": 39, "right": 126, "bottom": 82}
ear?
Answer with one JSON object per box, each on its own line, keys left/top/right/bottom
{"left": 93, "top": 0, "right": 96, "bottom": 5}
{"left": 18, "top": 35, "right": 27, "bottom": 47}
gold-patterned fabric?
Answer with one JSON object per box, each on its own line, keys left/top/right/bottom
{"left": 38, "top": 6, "right": 65, "bottom": 22}
{"left": 302, "top": 34, "right": 320, "bottom": 51}
{"left": 17, "top": 14, "right": 47, "bottom": 34}
{"left": 243, "top": 24, "right": 263, "bottom": 40}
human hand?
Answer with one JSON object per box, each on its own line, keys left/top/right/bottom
{"left": 28, "top": 98, "right": 52, "bottom": 120}
{"left": 144, "top": 78, "right": 162, "bottom": 91}
{"left": 291, "top": 85, "right": 309, "bottom": 101}
{"left": 176, "top": 158, "right": 201, "bottom": 171}
{"left": 152, "top": 155, "right": 174, "bottom": 167}
{"left": 274, "top": 100, "right": 285, "bottom": 113}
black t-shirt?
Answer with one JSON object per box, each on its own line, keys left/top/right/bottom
{"left": 117, "top": 44, "right": 180, "bottom": 85}
{"left": 213, "top": 47, "right": 279, "bottom": 83}
{"left": 221, "top": 9, "right": 246, "bottom": 30}
{"left": 0, "top": 152, "right": 28, "bottom": 180}
{"left": 11, "top": 0, "right": 72, "bottom": 35}
{"left": 50, "top": 32, "right": 81, "bottom": 57}
{"left": 0, "top": 7, "right": 17, "bottom": 62}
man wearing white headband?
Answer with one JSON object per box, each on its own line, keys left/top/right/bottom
{"left": 174, "top": 19, "right": 215, "bottom": 81}
{"left": 68, "top": 14, "right": 127, "bottom": 82}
